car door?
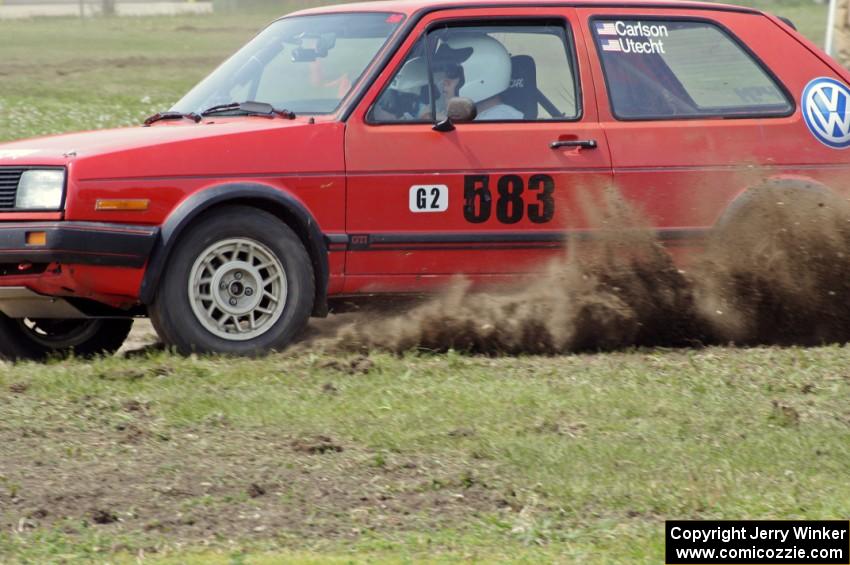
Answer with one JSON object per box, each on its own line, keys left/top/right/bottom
{"left": 343, "top": 7, "right": 612, "bottom": 293}
{"left": 577, "top": 6, "right": 850, "bottom": 260}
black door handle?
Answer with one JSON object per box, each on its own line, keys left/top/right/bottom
{"left": 550, "top": 139, "right": 598, "bottom": 150}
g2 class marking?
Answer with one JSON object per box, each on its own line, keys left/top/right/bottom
{"left": 410, "top": 184, "right": 448, "bottom": 212}
{"left": 463, "top": 174, "right": 555, "bottom": 224}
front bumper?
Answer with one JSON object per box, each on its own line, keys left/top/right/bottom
{"left": 0, "top": 221, "right": 159, "bottom": 268}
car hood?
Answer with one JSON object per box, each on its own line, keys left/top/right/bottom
{"left": 0, "top": 118, "right": 344, "bottom": 179}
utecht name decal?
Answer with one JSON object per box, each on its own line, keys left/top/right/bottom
{"left": 595, "top": 20, "right": 668, "bottom": 55}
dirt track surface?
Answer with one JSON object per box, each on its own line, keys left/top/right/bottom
{"left": 120, "top": 319, "right": 159, "bottom": 354}
{"left": 0, "top": 419, "right": 508, "bottom": 544}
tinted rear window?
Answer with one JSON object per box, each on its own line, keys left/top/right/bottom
{"left": 591, "top": 19, "right": 793, "bottom": 120}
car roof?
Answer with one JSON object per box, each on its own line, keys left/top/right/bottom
{"left": 288, "top": 0, "right": 761, "bottom": 18}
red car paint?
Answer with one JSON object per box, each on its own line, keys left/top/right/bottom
{"left": 0, "top": 0, "right": 847, "bottom": 313}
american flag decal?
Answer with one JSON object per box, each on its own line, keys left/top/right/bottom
{"left": 595, "top": 22, "right": 618, "bottom": 35}
{"left": 601, "top": 38, "right": 622, "bottom": 52}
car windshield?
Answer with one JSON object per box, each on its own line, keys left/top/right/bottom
{"left": 172, "top": 12, "right": 405, "bottom": 116}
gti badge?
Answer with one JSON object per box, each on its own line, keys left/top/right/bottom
{"left": 803, "top": 77, "right": 850, "bottom": 149}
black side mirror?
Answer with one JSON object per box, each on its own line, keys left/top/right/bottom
{"left": 433, "top": 97, "right": 477, "bottom": 132}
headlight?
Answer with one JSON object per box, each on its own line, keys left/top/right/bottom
{"left": 16, "top": 169, "right": 65, "bottom": 210}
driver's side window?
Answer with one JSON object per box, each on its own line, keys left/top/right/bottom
{"left": 369, "top": 38, "right": 434, "bottom": 123}
{"left": 368, "top": 21, "right": 580, "bottom": 123}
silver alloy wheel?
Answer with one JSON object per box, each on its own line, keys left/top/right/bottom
{"left": 188, "top": 237, "right": 287, "bottom": 341}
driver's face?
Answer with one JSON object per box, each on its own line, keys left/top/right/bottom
{"left": 434, "top": 72, "right": 461, "bottom": 100}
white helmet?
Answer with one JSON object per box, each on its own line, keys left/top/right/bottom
{"left": 442, "top": 34, "right": 512, "bottom": 103}
{"left": 389, "top": 56, "right": 429, "bottom": 94}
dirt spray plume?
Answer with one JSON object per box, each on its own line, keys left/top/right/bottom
{"left": 311, "top": 180, "right": 850, "bottom": 355}
{"left": 330, "top": 189, "right": 706, "bottom": 354}
{"left": 314, "top": 180, "right": 850, "bottom": 354}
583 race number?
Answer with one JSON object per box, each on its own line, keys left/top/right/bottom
{"left": 463, "top": 174, "right": 555, "bottom": 224}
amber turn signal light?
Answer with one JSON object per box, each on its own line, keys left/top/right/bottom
{"left": 95, "top": 199, "right": 150, "bottom": 211}
{"left": 25, "top": 232, "right": 47, "bottom": 246}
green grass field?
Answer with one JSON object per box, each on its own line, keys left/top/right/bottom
{"left": 3, "top": 346, "right": 850, "bottom": 563}
{"left": 0, "top": 2, "right": 847, "bottom": 563}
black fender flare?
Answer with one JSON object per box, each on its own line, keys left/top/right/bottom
{"left": 139, "top": 183, "right": 329, "bottom": 316}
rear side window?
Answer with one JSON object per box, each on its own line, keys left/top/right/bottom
{"left": 591, "top": 18, "right": 793, "bottom": 120}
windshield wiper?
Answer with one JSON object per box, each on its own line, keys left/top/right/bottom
{"left": 201, "top": 101, "right": 295, "bottom": 119}
{"left": 143, "top": 111, "right": 201, "bottom": 126}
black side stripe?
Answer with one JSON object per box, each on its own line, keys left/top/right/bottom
{"left": 325, "top": 228, "right": 709, "bottom": 251}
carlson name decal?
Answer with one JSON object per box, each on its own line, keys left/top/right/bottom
{"left": 803, "top": 77, "right": 850, "bottom": 149}
{"left": 595, "top": 20, "right": 668, "bottom": 55}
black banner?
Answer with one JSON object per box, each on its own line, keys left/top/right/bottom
{"left": 666, "top": 521, "right": 849, "bottom": 564}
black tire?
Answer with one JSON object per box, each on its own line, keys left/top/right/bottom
{"left": 703, "top": 179, "right": 850, "bottom": 345}
{"left": 149, "top": 206, "right": 314, "bottom": 355}
{"left": 714, "top": 178, "right": 835, "bottom": 231}
{"left": 0, "top": 316, "right": 133, "bottom": 361}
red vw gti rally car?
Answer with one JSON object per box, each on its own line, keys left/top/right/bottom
{"left": 0, "top": 0, "right": 847, "bottom": 358}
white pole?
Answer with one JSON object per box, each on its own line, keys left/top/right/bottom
{"left": 826, "top": 0, "right": 838, "bottom": 55}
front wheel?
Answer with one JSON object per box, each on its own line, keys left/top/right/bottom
{"left": 0, "top": 316, "right": 133, "bottom": 361}
{"left": 149, "top": 206, "right": 314, "bottom": 355}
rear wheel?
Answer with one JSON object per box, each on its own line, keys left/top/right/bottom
{"left": 0, "top": 316, "right": 133, "bottom": 361}
{"left": 149, "top": 206, "right": 314, "bottom": 355}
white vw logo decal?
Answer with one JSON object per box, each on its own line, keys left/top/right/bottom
{"left": 803, "top": 77, "right": 850, "bottom": 149}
